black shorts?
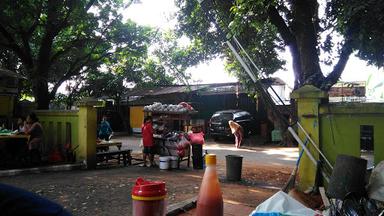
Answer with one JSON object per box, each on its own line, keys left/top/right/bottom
{"left": 143, "top": 146, "right": 155, "bottom": 154}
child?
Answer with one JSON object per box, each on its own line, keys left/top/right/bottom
{"left": 141, "top": 116, "right": 155, "bottom": 167}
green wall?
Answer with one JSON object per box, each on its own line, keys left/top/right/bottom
{"left": 320, "top": 103, "right": 384, "bottom": 165}
{"left": 292, "top": 85, "right": 384, "bottom": 190}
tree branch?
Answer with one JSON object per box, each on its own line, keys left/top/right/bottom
{"left": 267, "top": 6, "right": 294, "bottom": 44}
{"left": 26, "top": 2, "right": 44, "bottom": 36}
{"left": 0, "top": 23, "right": 33, "bottom": 67}
{"left": 50, "top": 10, "right": 118, "bottom": 64}
{"left": 50, "top": 37, "right": 100, "bottom": 63}
{"left": 49, "top": 51, "right": 111, "bottom": 98}
{"left": 321, "top": 39, "right": 353, "bottom": 90}
{"left": 85, "top": 0, "right": 97, "bottom": 11}
{"left": 267, "top": 5, "right": 302, "bottom": 86}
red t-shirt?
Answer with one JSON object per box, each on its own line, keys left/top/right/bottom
{"left": 142, "top": 122, "right": 154, "bottom": 147}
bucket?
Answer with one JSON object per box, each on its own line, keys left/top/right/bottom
{"left": 327, "top": 154, "right": 367, "bottom": 199}
{"left": 159, "top": 156, "right": 170, "bottom": 170}
{"left": 226, "top": 155, "right": 243, "bottom": 181}
{"left": 192, "top": 144, "right": 203, "bottom": 169}
{"left": 170, "top": 156, "right": 179, "bottom": 169}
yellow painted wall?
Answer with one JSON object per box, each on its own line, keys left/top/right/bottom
{"left": 35, "top": 110, "right": 79, "bottom": 160}
{"left": 0, "top": 95, "right": 14, "bottom": 117}
{"left": 35, "top": 101, "right": 100, "bottom": 169}
{"left": 78, "top": 105, "right": 97, "bottom": 168}
{"left": 130, "top": 106, "right": 144, "bottom": 133}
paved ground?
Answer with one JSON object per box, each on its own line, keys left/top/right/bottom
{"left": 0, "top": 135, "right": 298, "bottom": 216}
{"left": 114, "top": 135, "right": 298, "bottom": 168}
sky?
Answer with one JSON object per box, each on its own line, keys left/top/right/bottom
{"left": 123, "top": 0, "right": 237, "bottom": 84}
{"left": 123, "top": 0, "right": 384, "bottom": 98}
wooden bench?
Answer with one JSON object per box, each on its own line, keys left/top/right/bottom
{"left": 96, "top": 141, "right": 122, "bottom": 152}
{"left": 96, "top": 149, "right": 132, "bottom": 166}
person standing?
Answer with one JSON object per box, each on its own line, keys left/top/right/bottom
{"left": 141, "top": 116, "right": 155, "bottom": 167}
{"left": 98, "top": 115, "right": 113, "bottom": 141}
{"left": 25, "top": 112, "right": 44, "bottom": 164}
{"left": 228, "top": 120, "right": 243, "bottom": 148}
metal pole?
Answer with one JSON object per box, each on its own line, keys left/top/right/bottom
{"left": 226, "top": 41, "right": 257, "bottom": 82}
{"left": 297, "top": 122, "right": 333, "bottom": 170}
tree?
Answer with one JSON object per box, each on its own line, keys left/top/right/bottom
{"left": 152, "top": 31, "right": 209, "bottom": 85}
{"left": 0, "top": 0, "right": 154, "bottom": 109}
{"left": 70, "top": 58, "right": 174, "bottom": 106}
{"left": 175, "top": 0, "right": 384, "bottom": 90}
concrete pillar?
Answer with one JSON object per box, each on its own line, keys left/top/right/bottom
{"left": 0, "top": 95, "right": 15, "bottom": 120}
{"left": 291, "top": 85, "right": 328, "bottom": 191}
{"left": 77, "top": 100, "right": 102, "bottom": 169}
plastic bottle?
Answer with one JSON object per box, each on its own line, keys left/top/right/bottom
{"left": 196, "top": 154, "right": 223, "bottom": 216}
{"left": 202, "top": 150, "right": 208, "bottom": 169}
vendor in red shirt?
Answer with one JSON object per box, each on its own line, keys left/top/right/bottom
{"left": 141, "top": 116, "right": 155, "bottom": 167}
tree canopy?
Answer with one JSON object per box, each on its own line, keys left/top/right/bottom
{"left": 0, "top": 0, "right": 164, "bottom": 109}
{"left": 175, "top": 0, "right": 384, "bottom": 90}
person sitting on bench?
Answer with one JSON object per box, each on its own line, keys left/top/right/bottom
{"left": 98, "top": 115, "right": 113, "bottom": 141}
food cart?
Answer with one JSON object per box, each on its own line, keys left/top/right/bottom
{"left": 143, "top": 102, "right": 197, "bottom": 168}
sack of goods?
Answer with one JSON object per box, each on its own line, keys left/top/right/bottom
{"left": 144, "top": 102, "right": 194, "bottom": 114}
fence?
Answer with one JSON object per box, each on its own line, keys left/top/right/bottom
{"left": 291, "top": 85, "right": 384, "bottom": 191}
{"left": 34, "top": 100, "right": 100, "bottom": 168}
{"left": 35, "top": 110, "right": 79, "bottom": 161}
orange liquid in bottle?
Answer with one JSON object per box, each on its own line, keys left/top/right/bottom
{"left": 196, "top": 154, "right": 223, "bottom": 216}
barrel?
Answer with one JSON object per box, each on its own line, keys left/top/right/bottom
{"left": 226, "top": 155, "right": 243, "bottom": 181}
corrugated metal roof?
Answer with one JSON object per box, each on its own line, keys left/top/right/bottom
{"left": 125, "top": 79, "right": 286, "bottom": 97}
{"left": 125, "top": 84, "right": 210, "bottom": 96}
{"left": 0, "top": 68, "right": 25, "bottom": 79}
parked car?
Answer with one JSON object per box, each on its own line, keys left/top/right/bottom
{"left": 209, "top": 110, "right": 256, "bottom": 140}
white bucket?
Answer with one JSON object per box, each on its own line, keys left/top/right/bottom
{"left": 159, "top": 156, "right": 170, "bottom": 170}
{"left": 170, "top": 156, "right": 179, "bottom": 169}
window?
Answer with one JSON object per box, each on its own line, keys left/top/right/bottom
{"left": 360, "top": 125, "right": 374, "bottom": 151}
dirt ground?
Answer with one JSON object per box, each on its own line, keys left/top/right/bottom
{"left": 0, "top": 135, "right": 295, "bottom": 215}
{"left": 0, "top": 159, "right": 291, "bottom": 216}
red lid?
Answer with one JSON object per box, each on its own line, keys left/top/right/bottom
{"left": 131, "top": 177, "right": 167, "bottom": 197}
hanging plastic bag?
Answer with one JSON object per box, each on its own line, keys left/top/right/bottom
{"left": 367, "top": 161, "right": 384, "bottom": 202}
{"left": 189, "top": 132, "right": 205, "bottom": 145}
{"left": 176, "top": 133, "right": 190, "bottom": 157}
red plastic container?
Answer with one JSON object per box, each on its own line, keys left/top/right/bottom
{"left": 131, "top": 177, "right": 167, "bottom": 216}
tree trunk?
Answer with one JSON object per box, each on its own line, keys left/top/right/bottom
{"left": 292, "top": 0, "right": 324, "bottom": 86}
{"left": 32, "top": 75, "right": 50, "bottom": 110}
